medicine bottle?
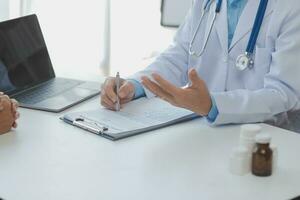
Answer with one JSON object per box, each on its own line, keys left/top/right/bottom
{"left": 252, "top": 134, "right": 273, "bottom": 177}
{"left": 229, "top": 146, "right": 251, "bottom": 176}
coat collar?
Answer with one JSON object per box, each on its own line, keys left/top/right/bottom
{"left": 212, "top": 0, "right": 274, "bottom": 54}
{"left": 229, "top": 0, "right": 274, "bottom": 51}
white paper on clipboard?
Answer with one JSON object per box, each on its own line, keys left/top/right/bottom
{"left": 61, "top": 97, "right": 199, "bottom": 140}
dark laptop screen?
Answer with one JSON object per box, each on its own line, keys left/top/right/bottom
{"left": 0, "top": 14, "right": 55, "bottom": 95}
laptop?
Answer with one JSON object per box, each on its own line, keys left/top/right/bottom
{"left": 0, "top": 14, "right": 101, "bottom": 112}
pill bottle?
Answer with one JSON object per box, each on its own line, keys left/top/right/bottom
{"left": 239, "top": 124, "right": 262, "bottom": 152}
{"left": 252, "top": 134, "right": 273, "bottom": 177}
{"left": 230, "top": 147, "right": 251, "bottom": 176}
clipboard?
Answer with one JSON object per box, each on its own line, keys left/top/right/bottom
{"left": 61, "top": 98, "right": 199, "bottom": 141}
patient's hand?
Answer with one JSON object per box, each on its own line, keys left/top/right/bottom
{"left": 0, "top": 94, "right": 20, "bottom": 134}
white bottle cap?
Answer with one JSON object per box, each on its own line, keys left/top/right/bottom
{"left": 255, "top": 134, "right": 272, "bottom": 144}
{"left": 240, "top": 124, "right": 262, "bottom": 138}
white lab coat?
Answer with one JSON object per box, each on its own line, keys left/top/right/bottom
{"left": 129, "top": 0, "right": 300, "bottom": 126}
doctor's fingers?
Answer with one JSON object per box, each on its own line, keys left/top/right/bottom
{"left": 151, "top": 73, "right": 181, "bottom": 95}
{"left": 120, "top": 96, "right": 133, "bottom": 105}
{"left": 101, "top": 101, "right": 116, "bottom": 111}
{"left": 118, "top": 82, "right": 134, "bottom": 99}
{"left": 101, "top": 99, "right": 116, "bottom": 111}
{"left": 188, "top": 69, "right": 204, "bottom": 87}
{"left": 102, "top": 101, "right": 116, "bottom": 111}
{"left": 101, "top": 93, "right": 115, "bottom": 108}
{"left": 141, "top": 77, "right": 175, "bottom": 104}
{"left": 102, "top": 79, "right": 118, "bottom": 103}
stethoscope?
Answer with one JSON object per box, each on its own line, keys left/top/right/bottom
{"left": 189, "top": 0, "right": 269, "bottom": 71}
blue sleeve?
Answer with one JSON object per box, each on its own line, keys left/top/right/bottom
{"left": 127, "top": 79, "right": 146, "bottom": 99}
{"left": 206, "top": 96, "right": 219, "bottom": 123}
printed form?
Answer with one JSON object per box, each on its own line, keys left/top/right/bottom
{"left": 67, "top": 98, "right": 196, "bottom": 135}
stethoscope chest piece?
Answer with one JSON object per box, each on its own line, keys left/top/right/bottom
{"left": 190, "top": 0, "right": 269, "bottom": 71}
{"left": 235, "top": 53, "right": 254, "bottom": 71}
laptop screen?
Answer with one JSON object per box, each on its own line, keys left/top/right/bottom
{"left": 0, "top": 14, "right": 55, "bottom": 95}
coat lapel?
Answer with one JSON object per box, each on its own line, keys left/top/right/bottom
{"left": 229, "top": 0, "right": 274, "bottom": 52}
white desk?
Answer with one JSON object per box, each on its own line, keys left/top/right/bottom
{"left": 0, "top": 97, "right": 300, "bottom": 200}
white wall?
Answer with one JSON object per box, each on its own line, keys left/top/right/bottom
{"left": 110, "top": 0, "right": 176, "bottom": 77}
{"left": 0, "top": 0, "right": 9, "bottom": 21}
{"left": 25, "top": 0, "right": 177, "bottom": 79}
{"left": 26, "top": 0, "right": 106, "bottom": 81}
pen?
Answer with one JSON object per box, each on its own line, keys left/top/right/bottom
{"left": 115, "top": 72, "right": 120, "bottom": 111}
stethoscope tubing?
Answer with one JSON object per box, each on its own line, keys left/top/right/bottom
{"left": 246, "top": 0, "right": 269, "bottom": 54}
{"left": 189, "top": 0, "right": 269, "bottom": 64}
{"left": 189, "top": 0, "right": 222, "bottom": 57}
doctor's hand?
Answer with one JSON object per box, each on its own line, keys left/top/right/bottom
{"left": 100, "top": 77, "right": 135, "bottom": 110}
{"left": 0, "top": 94, "right": 19, "bottom": 134}
{"left": 141, "top": 69, "right": 212, "bottom": 116}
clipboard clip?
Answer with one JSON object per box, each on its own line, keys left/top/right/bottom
{"left": 73, "top": 116, "right": 108, "bottom": 135}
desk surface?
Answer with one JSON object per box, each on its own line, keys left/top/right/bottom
{"left": 0, "top": 97, "right": 300, "bottom": 200}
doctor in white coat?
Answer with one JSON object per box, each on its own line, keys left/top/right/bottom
{"left": 101, "top": 0, "right": 300, "bottom": 126}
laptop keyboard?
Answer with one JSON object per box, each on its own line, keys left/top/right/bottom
{"left": 15, "top": 79, "right": 83, "bottom": 104}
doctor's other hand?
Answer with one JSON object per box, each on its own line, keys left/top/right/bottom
{"left": 0, "top": 94, "right": 19, "bottom": 134}
{"left": 141, "top": 69, "right": 212, "bottom": 116}
{"left": 100, "top": 77, "right": 135, "bottom": 110}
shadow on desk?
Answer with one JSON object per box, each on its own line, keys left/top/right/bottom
{"left": 278, "top": 110, "right": 300, "bottom": 133}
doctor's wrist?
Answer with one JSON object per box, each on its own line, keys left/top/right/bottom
{"left": 127, "top": 79, "right": 146, "bottom": 99}
{"left": 202, "top": 97, "right": 212, "bottom": 116}
{"left": 191, "top": 95, "right": 212, "bottom": 116}
{"left": 205, "top": 96, "right": 219, "bottom": 122}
